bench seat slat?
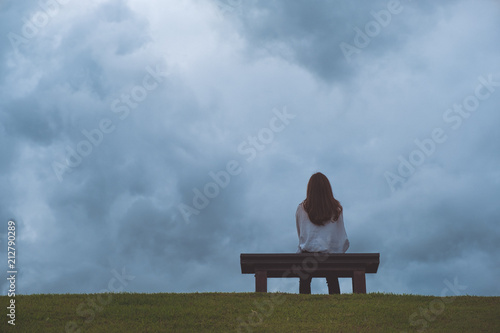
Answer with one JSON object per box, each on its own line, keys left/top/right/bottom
{"left": 241, "top": 253, "right": 380, "bottom": 274}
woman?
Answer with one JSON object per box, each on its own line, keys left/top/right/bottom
{"left": 296, "top": 172, "right": 349, "bottom": 294}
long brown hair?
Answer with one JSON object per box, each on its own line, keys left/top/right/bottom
{"left": 302, "top": 172, "right": 343, "bottom": 225}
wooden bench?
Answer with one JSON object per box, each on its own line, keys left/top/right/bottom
{"left": 240, "top": 253, "right": 380, "bottom": 294}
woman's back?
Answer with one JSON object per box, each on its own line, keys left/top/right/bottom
{"left": 296, "top": 202, "right": 349, "bottom": 253}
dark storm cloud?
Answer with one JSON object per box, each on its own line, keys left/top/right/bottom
{"left": 0, "top": 0, "right": 499, "bottom": 298}
{"left": 234, "top": 0, "right": 461, "bottom": 83}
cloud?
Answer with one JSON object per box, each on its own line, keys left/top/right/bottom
{"left": 0, "top": 0, "right": 499, "bottom": 297}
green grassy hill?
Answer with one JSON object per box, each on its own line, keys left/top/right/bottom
{"left": 1, "top": 292, "right": 499, "bottom": 332}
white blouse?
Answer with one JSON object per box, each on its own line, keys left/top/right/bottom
{"left": 296, "top": 203, "right": 350, "bottom": 253}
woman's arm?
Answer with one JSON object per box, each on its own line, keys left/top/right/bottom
{"left": 296, "top": 205, "right": 301, "bottom": 238}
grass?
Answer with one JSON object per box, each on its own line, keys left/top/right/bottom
{"left": 1, "top": 292, "right": 499, "bottom": 332}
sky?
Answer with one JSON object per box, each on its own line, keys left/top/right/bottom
{"left": 1, "top": 0, "right": 499, "bottom": 297}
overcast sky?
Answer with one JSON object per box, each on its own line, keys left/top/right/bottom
{"left": 1, "top": 0, "right": 499, "bottom": 297}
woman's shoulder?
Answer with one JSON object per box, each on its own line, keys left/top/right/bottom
{"left": 296, "top": 202, "right": 305, "bottom": 215}
{"left": 334, "top": 211, "right": 345, "bottom": 224}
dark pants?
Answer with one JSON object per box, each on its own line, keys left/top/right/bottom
{"left": 298, "top": 250, "right": 341, "bottom": 294}
{"left": 299, "top": 274, "right": 340, "bottom": 294}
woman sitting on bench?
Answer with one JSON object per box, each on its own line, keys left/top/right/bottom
{"left": 296, "top": 172, "right": 350, "bottom": 294}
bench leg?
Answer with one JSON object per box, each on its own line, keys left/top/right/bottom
{"left": 255, "top": 270, "right": 267, "bottom": 292}
{"left": 352, "top": 270, "right": 366, "bottom": 294}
